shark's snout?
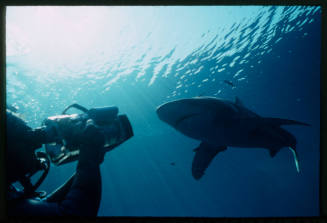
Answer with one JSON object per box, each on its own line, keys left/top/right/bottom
{"left": 156, "top": 104, "right": 167, "bottom": 121}
{"left": 156, "top": 101, "right": 189, "bottom": 126}
{"left": 156, "top": 103, "right": 176, "bottom": 122}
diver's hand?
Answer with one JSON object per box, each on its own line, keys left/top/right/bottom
{"left": 78, "top": 119, "right": 106, "bottom": 165}
{"left": 81, "top": 119, "right": 105, "bottom": 148}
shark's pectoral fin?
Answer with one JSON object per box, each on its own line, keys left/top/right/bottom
{"left": 191, "top": 143, "right": 227, "bottom": 180}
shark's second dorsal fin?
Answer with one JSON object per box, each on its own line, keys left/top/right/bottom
{"left": 235, "top": 97, "right": 244, "bottom": 107}
{"left": 269, "top": 148, "right": 280, "bottom": 158}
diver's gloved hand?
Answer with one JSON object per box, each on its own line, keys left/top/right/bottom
{"left": 82, "top": 119, "right": 105, "bottom": 148}
{"left": 78, "top": 119, "right": 106, "bottom": 165}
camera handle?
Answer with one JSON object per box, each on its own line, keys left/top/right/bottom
{"left": 62, "top": 103, "right": 88, "bottom": 115}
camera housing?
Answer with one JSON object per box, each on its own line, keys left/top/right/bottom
{"left": 43, "top": 104, "right": 134, "bottom": 166}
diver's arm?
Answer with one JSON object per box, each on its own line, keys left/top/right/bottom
{"left": 58, "top": 142, "right": 103, "bottom": 216}
{"left": 56, "top": 122, "right": 105, "bottom": 216}
{"left": 51, "top": 122, "right": 104, "bottom": 216}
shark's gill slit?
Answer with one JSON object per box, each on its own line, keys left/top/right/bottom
{"left": 175, "top": 113, "right": 199, "bottom": 127}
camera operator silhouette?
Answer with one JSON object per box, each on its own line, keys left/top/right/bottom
{"left": 6, "top": 104, "right": 133, "bottom": 216}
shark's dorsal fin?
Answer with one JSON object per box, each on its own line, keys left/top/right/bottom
{"left": 191, "top": 143, "right": 227, "bottom": 180}
{"left": 235, "top": 97, "right": 244, "bottom": 107}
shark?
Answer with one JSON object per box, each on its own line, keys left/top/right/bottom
{"left": 156, "top": 96, "right": 310, "bottom": 180}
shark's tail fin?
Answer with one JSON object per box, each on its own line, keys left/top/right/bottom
{"left": 289, "top": 147, "right": 300, "bottom": 173}
{"left": 269, "top": 146, "right": 300, "bottom": 173}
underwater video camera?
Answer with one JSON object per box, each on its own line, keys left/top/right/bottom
{"left": 42, "top": 104, "right": 134, "bottom": 166}
{"left": 6, "top": 104, "right": 133, "bottom": 199}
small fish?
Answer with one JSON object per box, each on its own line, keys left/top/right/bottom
{"left": 170, "top": 162, "right": 175, "bottom": 166}
{"left": 223, "top": 80, "right": 235, "bottom": 87}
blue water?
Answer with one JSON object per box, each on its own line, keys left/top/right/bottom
{"left": 6, "top": 6, "right": 321, "bottom": 217}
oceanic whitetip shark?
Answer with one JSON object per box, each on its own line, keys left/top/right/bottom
{"left": 156, "top": 96, "right": 310, "bottom": 180}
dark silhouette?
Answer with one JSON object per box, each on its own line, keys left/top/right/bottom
{"left": 156, "top": 96, "right": 310, "bottom": 180}
{"left": 7, "top": 110, "right": 105, "bottom": 216}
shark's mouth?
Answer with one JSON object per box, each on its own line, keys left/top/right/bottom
{"left": 174, "top": 113, "right": 201, "bottom": 127}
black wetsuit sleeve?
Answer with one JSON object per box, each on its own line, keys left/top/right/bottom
{"left": 57, "top": 161, "right": 102, "bottom": 216}
{"left": 9, "top": 145, "right": 102, "bottom": 216}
